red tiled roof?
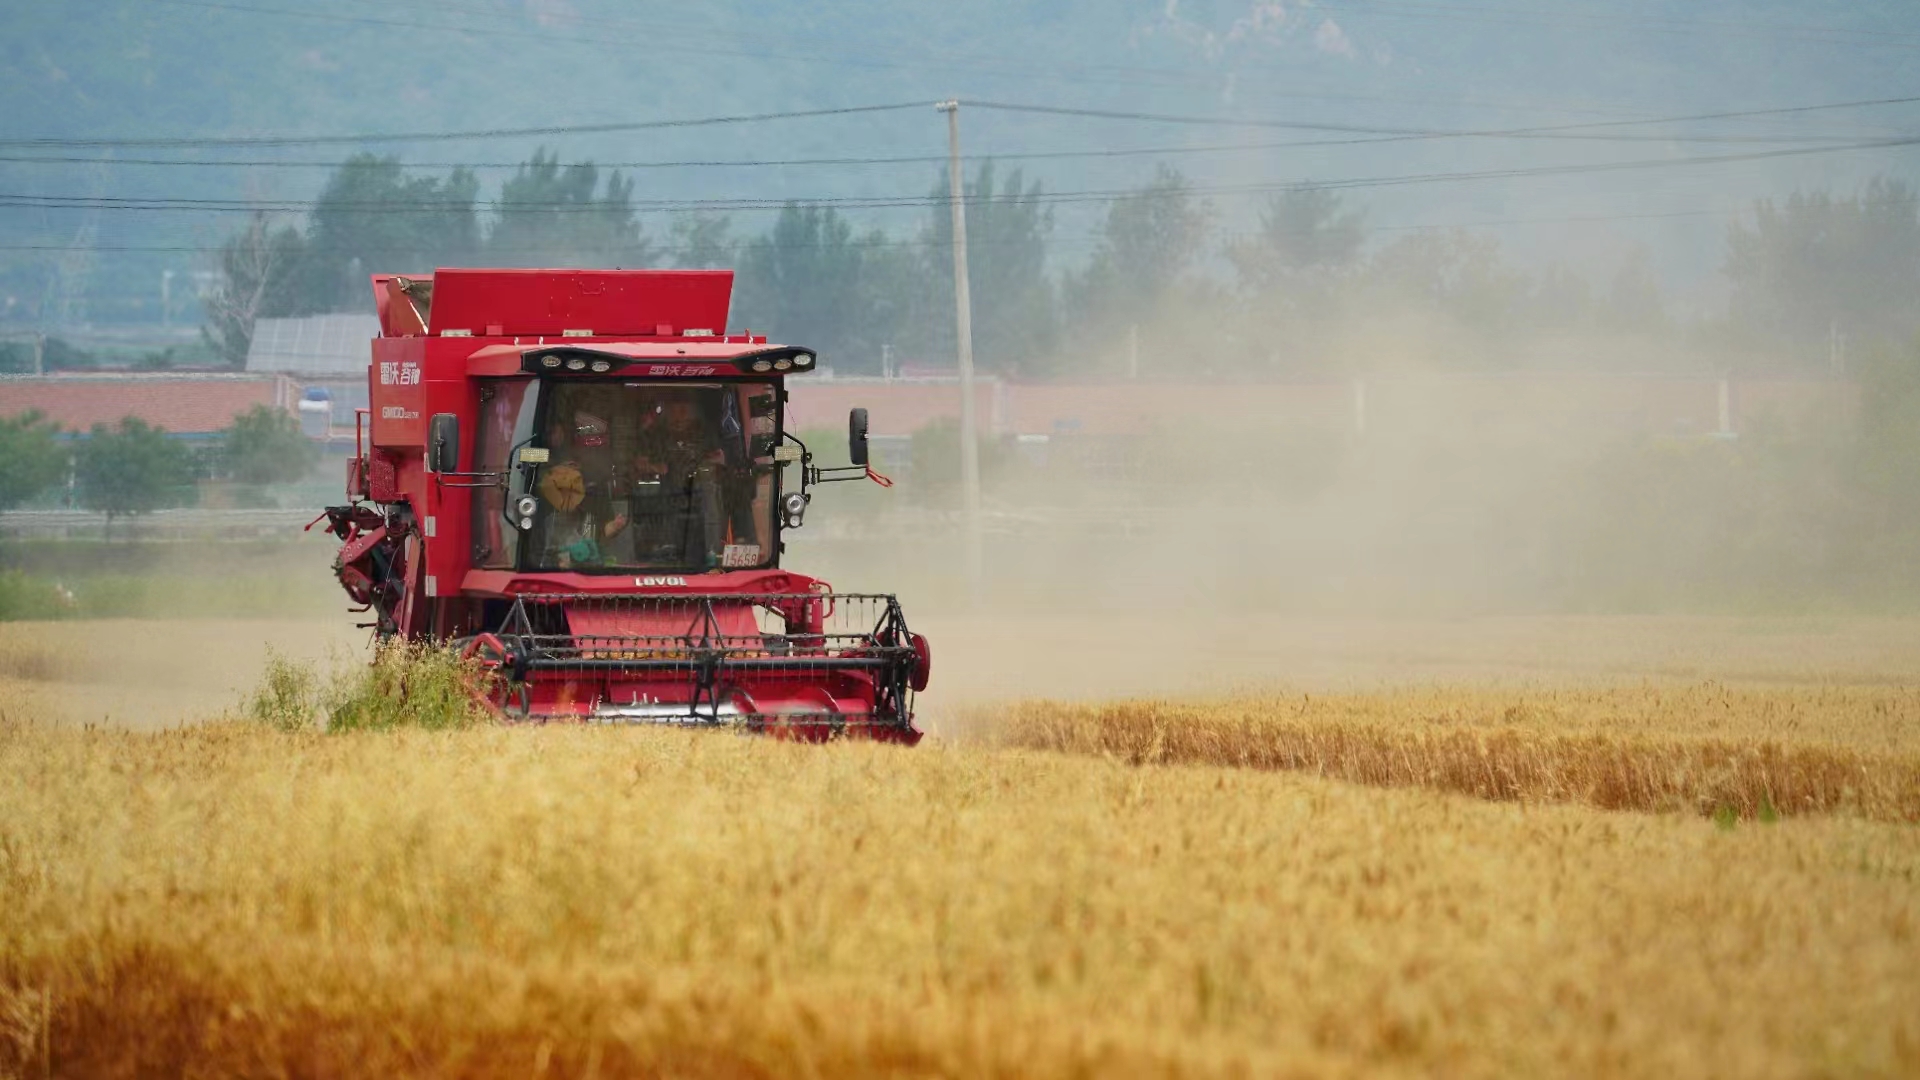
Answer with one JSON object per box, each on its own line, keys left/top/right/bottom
{"left": 0, "top": 374, "right": 297, "bottom": 435}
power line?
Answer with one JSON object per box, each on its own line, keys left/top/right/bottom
{"left": 0, "top": 103, "right": 927, "bottom": 150}
{"left": 968, "top": 94, "right": 1920, "bottom": 139}
{"left": 9, "top": 88, "right": 1914, "bottom": 161}
{"left": 0, "top": 127, "right": 1890, "bottom": 174}
{"left": 4, "top": 134, "right": 1914, "bottom": 218}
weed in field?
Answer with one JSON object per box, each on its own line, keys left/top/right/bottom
{"left": 320, "top": 640, "right": 494, "bottom": 733}
{"left": 0, "top": 572, "right": 75, "bottom": 622}
{"left": 245, "top": 649, "right": 320, "bottom": 733}
{"left": 243, "top": 641, "right": 493, "bottom": 733}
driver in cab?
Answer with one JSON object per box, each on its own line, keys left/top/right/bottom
{"left": 624, "top": 395, "right": 728, "bottom": 565}
{"left": 632, "top": 396, "right": 726, "bottom": 486}
{"left": 535, "top": 409, "right": 627, "bottom": 567}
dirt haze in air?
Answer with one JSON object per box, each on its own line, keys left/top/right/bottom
{"left": 11, "top": 314, "right": 1914, "bottom": 730}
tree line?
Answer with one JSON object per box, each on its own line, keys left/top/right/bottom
{"left": 0, "top": 406, "right": 317, "bottom": 525}
{"left": 204, "top": 150, "right": 1920, "bottom": 377}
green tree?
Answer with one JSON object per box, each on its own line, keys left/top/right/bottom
{"left": 1357, "top": 229, "right": 1530, "bottom": 344}
{"left": 486, "top": 149, "right": 650, "bottom": 268}
{"left": 669, "top": 213, "right": 737, "bottom": 269}
{"left": 1227, "top": 186, "right": 1367, "bottom": 293}
{"left": 0, "top": 410, "right": 67, "bottom": 510}
{"left": 201, "top": 211, "right": 311, "bottom": 368}
{"left": 734, "top": 203, "right": 904, "bottom": 372}
{"left": 1066, "top": 165, "right": 1211, "bottom": 331}
{"left": 301, "top": 154, "right": 481, "bottom": 310}
{"left": 922, "top": 161, "right": 1058, "bottom": 375}
{"left": 1724, "top": 177, "right": 1920, "bottom": 361}
{"left": 203, "top": 157, "right": 481, "bottom": 363}
{"left": 0, "top": 337, "right": 95, "bottom": 373}
{"left": 1225, "top": 187, "right": 1368, "bottom": 361}
{"left": 220, "top": 404, "right": 317, "bottom": 485}
{"left": 76, "top": 418, "right": 195, "bottom": 530}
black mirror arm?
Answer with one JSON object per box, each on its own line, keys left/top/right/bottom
{"left": 778, "top": 430, "right": 895, "bottom": 493}
{"left": 778, "top": 429, "right": 815, "bottom": 498}
{"left": 499, "top": 437, "right": 538, "bottom": 531}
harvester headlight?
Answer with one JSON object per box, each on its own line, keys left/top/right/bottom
{"left": 780, "top": 491, "right": 808, "bottom": 529}
{"left": 589, "top": 359, "right": 613, "bottom": 373}
{"left": 750, "top": 359, "right": 773, "bottom": 373}
{"left": 565, "top": 356, "right": 588, "bottom": 371}
{"left": 520, "top": 516, "right": 535, "bottom": 530}
{"left": 540, "top": 354, "right": 564, "bottom": 368}
{"left": 516, "top": 495, "right": 538, "bottom": 518}
{"left": 793, "top": 352, "right": 813, "bottom": 368}
{"left": 773, "top": 358, "right": 793, "bottom": 371}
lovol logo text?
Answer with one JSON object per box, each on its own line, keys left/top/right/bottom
{"left": 635, "top": 576, "right": 688, "bottom": 588}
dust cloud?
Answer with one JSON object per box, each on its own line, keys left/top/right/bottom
{"left": 786, "top": 315, "right": 1919, "bottom": 717}
{"left": 12, "top": 328, "right": 1916, "bottom": 731}
{"left": 0, "top": 539, "right": 361, "bottom": 729}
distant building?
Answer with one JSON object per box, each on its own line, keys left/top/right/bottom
{"left": 0, "top": 372, "right": 299, "bottom": 439}
{"left": 245, "top": 313, "right": 378, "bottom": 436}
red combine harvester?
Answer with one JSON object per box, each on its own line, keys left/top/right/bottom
{"left": 318, "top": 268, "right": 928, "bottom": 743}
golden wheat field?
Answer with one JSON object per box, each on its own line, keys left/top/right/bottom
{"left": 2, "top": 616, "right": 1919, "bottom": 1077}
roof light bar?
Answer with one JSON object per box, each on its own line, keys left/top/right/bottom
{"left": 730, "top": 347, "right": 819, "bottom": 375}
{"left": 522, "top": 348, "right": 634, "bottom": 375}
{"left": 517, "top": 345, "right": 823, "bottom": 376}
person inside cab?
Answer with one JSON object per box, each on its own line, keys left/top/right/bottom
{"left": 624, "top": 393, "right": 729, "bottom": 567}
{"left": 535, "top": 408, "right": 627, "bottom": 568}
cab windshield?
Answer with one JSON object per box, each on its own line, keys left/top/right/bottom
{"left": 523, "top": 380, "right": 778, "bottom": 573}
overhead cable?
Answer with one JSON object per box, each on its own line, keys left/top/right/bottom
{"left": 5, "top": 134, "right": 1915, "bottom": 217}
{"left": 12, "top": 89, "right": 1917, "bottom": 154}
{"left": 0, "top": 103, "right": 927, "bottom": 150}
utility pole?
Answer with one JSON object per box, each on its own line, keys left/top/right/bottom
{"left": 937, "top": 99, "right": 984, "bottom": 603}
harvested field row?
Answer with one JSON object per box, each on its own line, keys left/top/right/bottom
{"left": 975, "top": 689, "right": 1920, "bottom": 822}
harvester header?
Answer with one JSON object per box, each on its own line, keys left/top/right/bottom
{"left": 320, "top": 267, "right": 926, "bottom": 741}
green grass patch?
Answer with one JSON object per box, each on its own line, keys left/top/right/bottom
{"left": 0, "top": 571, "right": 77, "bottom": 621}
{"left": 248, "top": 642, "right": 496, "bottom": 734}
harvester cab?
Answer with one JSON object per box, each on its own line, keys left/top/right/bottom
{"left": 319, "top": 268, "right": 928, "bottom": 742}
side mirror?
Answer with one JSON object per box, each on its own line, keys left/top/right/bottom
{"left": 428, "top": 413, "right": 461, "bottom": 474}
{"left": 848, "top": 407, "right": 870, "bottom": 467}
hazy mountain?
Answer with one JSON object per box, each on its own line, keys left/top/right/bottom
{"left": 3, "top": 0, "right": 1916, "bottom": 326}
